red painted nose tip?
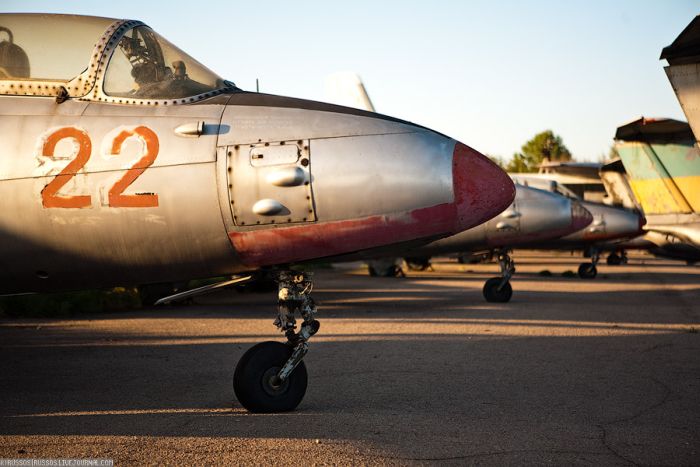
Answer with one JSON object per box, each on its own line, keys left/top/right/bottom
{"left": 638, "top": 213, "right": 647, "bottom": 230}
{"left": 571, "top": 201, "right": 594, "bottom": 231}
{"left": 451, "top": 143, "right": 515, "bottom": 232}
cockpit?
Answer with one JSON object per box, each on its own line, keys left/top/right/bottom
{"left": 0, "top": 13, "right": 235, "bottom": 104}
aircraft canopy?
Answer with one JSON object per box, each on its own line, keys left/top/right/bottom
{"left": 0, "top": 14, "right": 233, "bottom": 104}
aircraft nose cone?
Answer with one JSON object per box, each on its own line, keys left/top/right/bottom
{"left": 451, "top": 143, "right": 515, "bottom": 232}
{"left": 571, "top": 200, "right": 594, "bottom": 231}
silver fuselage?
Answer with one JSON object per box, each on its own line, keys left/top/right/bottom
{"left": 403, "top": 185, "right": 591, "bottom": 257}
{"left": 0, "top": 92, "right": 516, "bottom": 294}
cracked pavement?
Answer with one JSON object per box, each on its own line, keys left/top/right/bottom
{"left": 0, "top": 251, "right": 698, "bottom": 465}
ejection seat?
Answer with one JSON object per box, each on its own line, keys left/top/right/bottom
{"left": 0, "top": 26, "right": 29, "bottom": 79}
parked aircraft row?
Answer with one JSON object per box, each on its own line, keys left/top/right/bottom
{"left": 333, "top": 74, "right": 647, "bottom": 300}
{"left": 347, "top": 16, "right": 700, "bottom": 302}
{"left": 0, "top": 13, "right": 697, "bottom": 413}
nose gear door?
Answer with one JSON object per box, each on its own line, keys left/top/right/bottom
{"left": 227, "top": 140, "right": 316, "bottom": 226}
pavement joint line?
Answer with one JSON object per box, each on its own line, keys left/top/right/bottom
{"left": 596, "top": 376, "right": 675, "bottom": 467}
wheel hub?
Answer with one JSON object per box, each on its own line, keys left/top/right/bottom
{"left": 262, "top": 367, "right": 289, "bottom": 396}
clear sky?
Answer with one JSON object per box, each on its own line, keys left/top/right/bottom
{"left": 3, "top": 0, "right": 698, "bottom": 162}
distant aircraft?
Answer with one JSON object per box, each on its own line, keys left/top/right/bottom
{"left": 535, "top": 161, "right": 608, "bottom": 202}
{"left": 510, "top": 175, "right": 645, "bottom": 278}
{"left": 612, "top": 117, "right": 700, "bottom": 262}
{"left": 325, "top": 73, "right": 593, "bottom": 301}
{"left": 0, "top": 14, "right": 515, "bottom": 412}
{"left": 369, "top": 184, "right": 593, "bottom": 302}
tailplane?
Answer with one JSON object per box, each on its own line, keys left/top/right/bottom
{"left": 324, "top": 72, "right": 376, "bottom": 112}
{"left": 614, "top": 117, "right": 700, "bottom": 215}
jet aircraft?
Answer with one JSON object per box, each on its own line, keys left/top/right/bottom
{"left": 370, "top": 184, "right": 593, "bottom": 302}
{"left": 662, "top": 15, "right": 700, "bottom": 148}
{"left": 0, "top": 14, "right": 515, "bottom": 412}
{"left": 510, "top": 176, "right": 645, "bottom": 278}
{"left": 325, "top": 73, "right": 595, "bottom": 300}
{"left": 613, "top": 117, "right": 700, "bottom": 262}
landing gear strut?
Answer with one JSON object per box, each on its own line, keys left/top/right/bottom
{"left": 233, "top": 271, "right": 319, "bottom": 413}
{"left": 578, "top": 248, "right": 599, "bottom": 279}
{"left": 483, "top": 249, "right": 514, "bottom": 303}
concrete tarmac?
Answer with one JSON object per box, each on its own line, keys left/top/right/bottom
{"left": 0, "top": 251, "right": 698, "bottom": 465}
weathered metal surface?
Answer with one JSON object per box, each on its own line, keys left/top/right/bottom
{"left": 227, "top": 143, "right": 515, "bottom": 268}
{"left": 557, "top": 200, "right": 644, "bottom": 244}
{"left": 228, "top": 140, "right": 314, "bottom": 226}
{"left": 402, "top": 185, "right": 587, "bottom": 257}
{"left": 599, "top": 159, "right": 640, "bottom": 210}
{"left": 0, "top": 14, "right": 515, "bottom": 294}
{"left": 661, "top": 16, "right": 700, "bottom": 146}
{"left": 615, "top": 141, "right": 697, "bottom": 215}
{"left": 513, "top": 177, "right": 645, "bottom": 248}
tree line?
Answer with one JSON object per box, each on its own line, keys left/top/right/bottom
{"left": 491, "top": 130, "right": 572, "bottom": 172}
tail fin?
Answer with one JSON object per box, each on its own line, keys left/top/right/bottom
{"left": 324, "top": 72, "right": 375, "bottom": 112}
{"left": 661, "top": 15, "right": 700, "bottom": 147}
{"left": 614, "top": 118, "right": 700, "bottom": 214}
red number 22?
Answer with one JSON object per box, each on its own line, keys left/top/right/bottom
{"left": 40, "top": 126, "right": 159, "bottom": 208}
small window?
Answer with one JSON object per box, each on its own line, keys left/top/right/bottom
{"left": 0, "top": 14, "right": 113, "bottom": 81}
{"left": 104, "top": 25, "right": 225, "bottom": 99}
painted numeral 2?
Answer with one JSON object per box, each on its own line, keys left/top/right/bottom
{"left": 41, "top": 126, "right": 159, "bottom": 208}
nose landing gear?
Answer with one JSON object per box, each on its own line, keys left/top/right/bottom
{"left": 233, "top": 271, "right": 319, "bottom": 413}
{"left": 483, "top": 249, "right": 514, "bottom": 303}
{"left": 578, "top": 248, "right": 599, "bottom": 279}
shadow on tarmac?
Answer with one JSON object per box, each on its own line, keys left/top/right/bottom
{"left": 0, "top": 261, "right": 698, "bottom": 464}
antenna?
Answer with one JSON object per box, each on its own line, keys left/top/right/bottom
{"left": 256, "top": 79, "right": 259, "bottom": 93}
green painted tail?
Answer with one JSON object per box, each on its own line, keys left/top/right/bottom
{"left": 615, "top": 118, "right": 700, "bottom": 215}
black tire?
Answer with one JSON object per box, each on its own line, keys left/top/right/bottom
{"left": 578, "top": 263, "right": 598, "bottom": 279}
{"left": 482, "top": 277, "right": 513, "bottom": 303}
{"left": 368, "top": 265, "right": 403, "bottom": 277}
{"left": 404, "top": 257, "right": 431, "bottom": 271}
{"left": 606, "top": 253, "right": 622, "bottom": 266}
{"left": 233, "top": 341, "right": 307, "bottom": 413}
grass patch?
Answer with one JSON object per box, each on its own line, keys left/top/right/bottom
{"left": 0, "top": 287, "right": 140, "bottom": 318}
{"left": 561, "top": 270, "right": 577, "bottom": 278}
{"left": 538, "top": 270, "right": 552, "bottom": 277}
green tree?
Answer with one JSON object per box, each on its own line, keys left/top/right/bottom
{"left": 487, "top": 154, "right": 505, "bottom": 168}
{"left": 506, "top": 130, "right": 572, "bottom": 173}
{"left": 505, "top": 152, "right": 529, "bottom": 172}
